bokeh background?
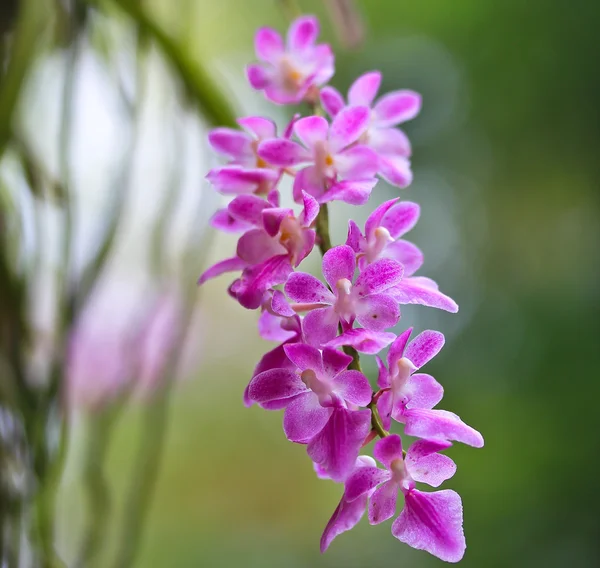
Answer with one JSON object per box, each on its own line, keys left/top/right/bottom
{"left": 3, "top": 0, "right": 600, "bottom": 566}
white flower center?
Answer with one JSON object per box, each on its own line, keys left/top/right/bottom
{"left": 334, "top": 278, "right": 357, "bottom": 322}
{"left": 365, "top": 226, "right": 392, "bottom": 263}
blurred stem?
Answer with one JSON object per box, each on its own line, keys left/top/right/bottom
{"left": 0, "top": 0, "right": 47, "bottom": 161}
{"left": 90, "top": 0, "right": 237, "bottom": 128}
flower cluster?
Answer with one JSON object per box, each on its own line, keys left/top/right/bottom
{"left": 199, "top": 15, "right": 483, "bottom": 563}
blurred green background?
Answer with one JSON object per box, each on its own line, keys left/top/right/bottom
{"left": 6, "top": 0, "right": 599, "bottom": 566}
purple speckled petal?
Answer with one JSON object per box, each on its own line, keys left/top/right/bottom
{"left": 376, "top": 390, "right": 393, "bottom": 430}
{"left": 344, "top": 466, "right": 390, "bottom": 502}
{"left": 255, "top": 27, "right": 284, "bottom": 62}
{"left": 321, "top": 347, "right": 352, "bottom": 379}
{"left": 208, "top": 128, "right": 253, "bottom": 159}
{"left": 378, "top": 154, "right": 413, "bottom": 188}
{"left": 197, "top": 256, "right": 246, "bottom": 285}
{"left": 261, "top": 207, "right": 293, "bottom": 237}
{"left": 293, "top": 165, "right": 326, "bottom": 202}
{"left": 329, "top": 106, "right": 371, "bottom": 153}
{"left": 237, "top": 116, "right": 276, "bottom": 140}
{"left": 299, "top": 191, "right": 320, "bottom": 226}
{"left": 228, "top": 194, "right": 271, "bottom": 225}
{"left": 402, "top": 408, "right": 484, "bottom": 448}
{"left": 355, "top": 294, "right": 400, "bottom": 332}
{"left": 406, "top": 439, "right": 452, "bottom": 462}
{"left": 284, "top": 392, "right": 331, "bottom": 443}
{"left": 381, "top": 201, "right": 420, "bottom": 239}
{"left": 258, "top": 138, "right": 311, "bottom": 166}
{"left": 404, "top": 373, "right": 444, "bottom": 410}
{"left": 373, "top": 434, "right": 403, "bottom": 468}
{"left": 376, "top": 355, "right": 390, "bottom": 388}
{"left": 303, "top": 307, "right": 339, "bottom": 348}
{"left": 405, "top": 330, "right": 445, "bottom": 369}
{"left": 257, "top": 311, "right": 296, "bottom": 342}
{"left": 283, "top": 342, "right": 323, "bottom": 373}
{"left": 383, "top": 240, "right": 423, "bottom": 276}
{"left": 248, "top": 368, "right": 306, "bottom": 405}
{"left": 210, "top": 208, "right": 251, "bottom": 233}
{"left": 294, "top": 115, "right": 328, "bottom": 150}
{"left": 320, "top": 492, "right": 369, "bottom": 552}
{"left": 368, "top": 479, "right": 399, "bottom": 525}
{"left": 320, "top": 179, "right": 376, "bottom": 205}
{"left": 237, "top": 229, "right": 285, "bottom": 264}
{"left": 326, "top": 329, "right": 396, "bottom": 355}
{"left": 390, "top": 279, "right": 459, "bottom": 313}
{"left": 332, "top": 370, "right": 372, "bottom": 407}
{"left": 373, "top": 90, "right": 422, "bottom": 127}
{"left": 246, "top": 64, "right": 271, "bottom": 89}
{"left": 354, "top": 258, "right": 404, "bottom": 296}
{"left": 346, "top": 220, "right": 363, "bottom": 253}
{"left": 348, "top": 71, "right": 381, "bottom": 107}
{"left": 287, "top": 15, "right": 319, "bottom": 51}
{"left": 392, "top": 489, "right": 465, "bottom": 563}
{"left": 386, "top": 327, "right": 412, "bottom": 369}
{"left": 235, "top": 255, "right": 293, "bottom": 309}
{"left": 322, "top": 245, "right": 356, "bottom": 289}
{"left": 271, "top": 289, "right": 295, "bottom": 317}
{"left": 364, "top": 198, "right": 400, "bottom": 238}
{"left": 308, "top": 407, "right": 372, "bottom": 482}
{"left": 407, "top": 453, "right": 457, "bottom": 488}
{"left": 320, "top": 86, "right": 345, "bottom": 117}
{"left": 284, "top": 272, "right": 334, "bottom": 304}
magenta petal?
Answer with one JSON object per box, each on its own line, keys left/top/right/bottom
{"left": 348, "top": 71, "right": 381, "bottom": 106}
{"left": 321, "top": 347, "right": 353, "bottom": 378}
{"left": 236, "top": 255, "right": 293, "bottom": 310}
{"left": 378, "top": 154, "right": 413, "bottom": 188}
{"left": 283, "top": 343, "right": 323, "bottom": 373}
{"left": 344, "top": 466, "right": 390, "bottom": 502}
{"left": 381, "top": 201, "right": 420, "bottom": 239}
{"left": 384, "top": 240, "right": 423, "bottom": 276}
{"left": 405, "top": 330, "right": 445, "bottom": 368}
{"left": 355, "top": 258, "right": 404, "bottom": 296}
{"left": 248, "top": 368, "right": 306, "bottom": 405}
{"left": 237, "top": 229, "right": 285, "bottom": 264}
{"left": 404, "top": 373, "right": 444, "bottom": 410}
{"left": 293, "top": 165, "right": 326, "bottom": 203}
{"left": 300, "top": 191, "right": 320, "bottom": 226}
{"left": 356, "top": 294, "right": 400, "bottom": 332}
{"left": 271, "top": 289, "right": 296, "bottom": 317}
{"left": 376, "top": 390, "right": 393, "bottom": 431}
{"left": 255, "top": 27, "right": 284, "bottom": 62}
{"left": 392, "top": 489, "right": 465, "bottom": 563}
{"left": 320, "top": 86, "right": 345, "bottom": 117}
{"left": 293, "top": 115, "right": 328, "bottom": 150}
{"left": 368, "top": 127, "right": 412, "bottom": 156}
{"left": 303, "top": 307, "right": 339, "bottom": 348}
{"left": 391, "top": 279, "right": 459, "bottom": 312}
{"left": 253, "top": 342, "right": 295, "bottom": 377}
{"left": 376, "top": 355, "right": 390, "bottom": 388}
{"left": 228, "top": 194, "right": 271, "bottom": 225}
{"left": 197, "top": 256, "right": 246, "bottom": 285}
{"left": 206, "top": 167, "right": 277, "bottom": 195}
{"left": 257, "top": 311, "right": 297, "bottom": 342}
{"left": 373, "top": 434, "right": 403, "bottom": 468}
{"left": 322, "top": 245, "right": 356, "bottom": 289}
{"left": 335, "top": 145, "right": 379, "bottom": 179}
{"left": 237, "top": 116, "right": 276, "bottom": 139}
{"left": 403, "top": 408, "right": 485, "bottom": 448}
{"left": 262, "top": 207, "right": 293, "bottom": 237}
{"left": 387, "top": 327, "right": 413, "bottom": 368}
{"left": 287, "top": 15, "right": 319, "bottom": 51}
{"left": 364, "top": 198, "right": 400, "bottom": 238}
{"left": 332, "top": 370, "right": 372, "bottom": 407}
{"left": 284, "top": 392, "right": 331, "bottom": 443}
{"left": 407, "top": 454, "right": 457, "bottom": 488}
{"left": 406, "top": 439, "right": 452, "bottom": 462}
{"left": 326, "top": 328, "right": 396, "bottom": 355}
{"left": 210, "top": 208, "right": 251, "bottom": 233}
{"left": 246, "top": 64, "right": 271, "bottom": 89}
{"left": 284, "top": 272, "right": 334, "bottom": 304}
{"left": 329, "top": 106, "right": 371, "bottom": 153}
{"left": 346, "top": 220, "right": 363, "bottom": 252}
{"left": 320, "top": 179, "right": 376, "bottom": 205}
{"left": 368, "top": 480, "right": 399, "bottom": 525}
{"left": 308, "top": 407, "right": 372, "bottom": 481}
{"left": 373, "top": 90, "right": 422, "bottom": 127}
{"left": 320, "top": 492, "right": 369, "bottom": 552}
{"left": 208, "top": 128, "right": 252, "bottom": 159}
{"left": 258, "top": 138, "right": 310, "bottom": 166}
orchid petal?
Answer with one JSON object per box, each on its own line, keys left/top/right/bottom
{"left": 197, "top": 256, "right": 246, "bottom": 285}
{"left": 368, "top": 480, "right": 399, "bottom": 525}
{"left": 255, "top": 27, "right": 284, "bottom": 62}
{"left": 348, "top": 71, "right": 381, "bottom": 106}
{"left": 320, "top": 86, "right": 345, "bottom": 117}
{"left": 258, "top": 138, "right": 310, "bottom": 166}
{"left": 284, "top": 272, "right": 334, "bottom": 304}
{"left": 355, "top": 258, "right": 404, "bottom": 296}
{"left": 329, "top": 105, "right": 370, "bottom": 153}
{"left": 322, "top": 245, "right": 356, "bottom": 289}
{"left": 373, "top": 90, "right": 422, "bottom": 127}
{"left": 373, "top": 434, "right": 403, "bottom": 468}
{"left": 284, "top": 392, "right": 331, "bottom": 443}
{"left": 293, "top": 115, "right": 328, "bottom": 150}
